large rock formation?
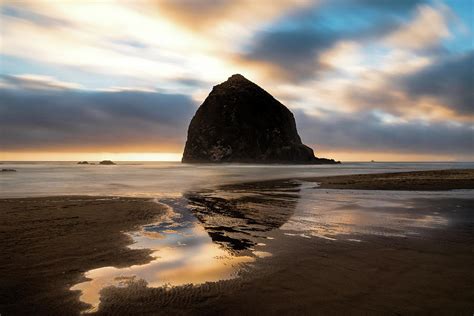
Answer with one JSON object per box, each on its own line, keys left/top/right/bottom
{"left": 182, "top": 74, "right": 339, "bottom": 164}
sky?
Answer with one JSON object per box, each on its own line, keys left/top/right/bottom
{"left": 0, "top": 0, "right": 473, "bottom": 162}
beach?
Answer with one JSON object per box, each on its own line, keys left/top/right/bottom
{"left": 1, "top": 168, "right": 473, "bottom": 314}
{"left": 0, "top": 197, "right": 165, "bottom": 315}
{"left": 309, "top": 169, "right": 474, "bottom": 191}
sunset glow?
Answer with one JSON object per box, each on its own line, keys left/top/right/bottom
{"left": 0, "top": 152, "right": 183, "bottom": 162}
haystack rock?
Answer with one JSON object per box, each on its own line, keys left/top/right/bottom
{"left": 182, "top": 74, "right": 339, "bottom": 164}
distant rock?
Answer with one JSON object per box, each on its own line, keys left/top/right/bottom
{"left": 99, "top": 160, "right": 116, "bottom": 165}
{"left": 182, "top": 74, "right": 339, "bottom": 164}
{"left": 77, "top": 161, "right": 89, "bottom": 165}
{"left": 1, "top": 168, "right": 16, "bottom": 172}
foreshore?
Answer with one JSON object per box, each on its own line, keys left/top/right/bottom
{"left": 0, "top": 197, "right": 165, "bottom": 315}
{"left": 1, "top": 169, "right": 473, "bottom": 315}
{"left": 307, "top": 169, "right": 474, "bottom": 191}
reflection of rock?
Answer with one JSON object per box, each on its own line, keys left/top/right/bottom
{"left": 184, "top": 180, "right": 301, "bottom": 252}
{"left": 77, "top": 161, "right": 89, "bottom": 164}
{"left": 99, "top": 160, "right": 116, "bottom": 165}
{"left": 1, "top": 168, "right": 16, "bottom": 172}
{"left": 182, "top": 74, "right": 339, "bottom": 164}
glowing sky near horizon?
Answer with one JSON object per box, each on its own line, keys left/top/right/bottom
{"left": 0, "top": 0, "right": 473, "bottom": 161}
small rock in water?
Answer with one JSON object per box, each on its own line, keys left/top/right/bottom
{"left": 99, "top": 160, "right": 116, "bottom": 165}
{"left": 1, "top": 168, "right": 17, "bottom": 172}
{"left": 77, "top": 161, "right": 89, "bottom": 165}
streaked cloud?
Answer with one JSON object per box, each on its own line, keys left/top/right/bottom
{"left": 155, "top": 0, "right": 313, "bottom": 31}
{"left": 0, "top": 79, "right": 196, "bottom": 152}
{"left": 0, "top": 0, "right": 472, "bottom": 160}
{"left": 238, "top": 0, "right": 430, "bottom": 80}
{"left": 384, "top": 4, "right": 451, "bottom": 50}
{"left": 1, "top": 74, "right": 84, "bottom": 91}
{"left": 399, "top": 50, "right": 473, "bottom": 116}
{"left": 295, "top": 110, "right": 473, "bottom": 156}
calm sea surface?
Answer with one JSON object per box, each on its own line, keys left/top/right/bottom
{"left": 1, "top": 161, "right": 473, "bottom": 198}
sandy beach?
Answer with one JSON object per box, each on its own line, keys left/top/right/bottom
{"left": 0, "top": 197, "right": 165, "bottom": 315}
{"left": 308, "top": 169, "right": 474, "bottom": 191}
{"left": 1, "top": 169, "right": 473, "bottom": 315}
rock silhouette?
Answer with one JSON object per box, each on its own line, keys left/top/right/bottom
{"left": 99, "top": 160, "right": 116, "bottom": 165}
{"left": 182, "top": 74, "right": 339, "bottom": 164}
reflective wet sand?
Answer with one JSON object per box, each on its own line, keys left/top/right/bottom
{"left": 70, "top": 182, "right": 302, "bottom": 312}
{"left": 71, "top": 199, "right": 256, "bottom": 312}
{"left": 68, "top": 180, "right": 474, "bottom": 313}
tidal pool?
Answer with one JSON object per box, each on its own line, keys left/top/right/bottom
{"left": 71, "top": 198, "right": 257, "bottom": 312}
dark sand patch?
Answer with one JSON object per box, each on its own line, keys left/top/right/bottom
{"left": 308, "top": 169, "right": 474, "bottom": 191}
{"left": 0, "top": 196, "right": 165, "bottom": 315}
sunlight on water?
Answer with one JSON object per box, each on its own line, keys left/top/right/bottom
{"left": 280, "top": 181, "right": 453, "bottom": 240}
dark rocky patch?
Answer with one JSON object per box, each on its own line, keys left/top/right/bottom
{"left": 99, "top": 160, "right": 116, "bottom": 165}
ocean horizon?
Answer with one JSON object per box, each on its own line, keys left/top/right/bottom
{"left": 2, "top": 161, "right": 473, "bottom": 198}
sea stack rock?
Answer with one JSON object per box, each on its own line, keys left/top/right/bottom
{"left": 99, "top": 160, "right": 116, "bottom": 165}
{"left": 182, "top": 74, "right": 339, "bottom": 164}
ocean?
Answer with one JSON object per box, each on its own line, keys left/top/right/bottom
{"left": 1, "top": 161, "right": 473, "bottom": 198}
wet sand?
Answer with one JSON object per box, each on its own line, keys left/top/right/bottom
{"left": 308, "top": 168, "right": 474, "bottom": 191}
{"left": 94, "top": 189, "right": 474, "bottom": 315}
{"left": 1, "top": 169, "right": 473, "bottom": 315}
{"left": 97, "top": 225, "right": 474, "bottom": 315}
{"left": 0, "top": 197, "right": 165, "bottom": 315}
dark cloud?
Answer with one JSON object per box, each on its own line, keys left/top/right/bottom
{"left": 399, "top": 50, "right": 474, "bottom": 115}
{"left": 0, "top": 87, "right": 197, "bottom": 151}
{"left": 244, "top": 28, "right": 341, "bottom": 79}
{"left": 295, "top": 110, "right": 474, "bottom": 156}
{"left": 242, "top": 0, "right": 426, "bottom": 80}
{"left": 1, "top": 83, "right": 471, "bottom": 157}
{"left": 349, "top": 0, "right": 425, "bottom": 12}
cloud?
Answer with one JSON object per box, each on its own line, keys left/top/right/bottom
{"left": 155, "top": 0, "right": 312, "bottom": 31}
{"left": 295, "top": 110, "right": 474, "bottom": 156}
{"left": 335, "top": 49, "right": 474, "bottom": 120}
{"left": 0, "top": 1, "right": 236, "bottom": 87}
{"left": 1, "top": 74, "right": 84, "bottom": 90}
{"left": 239, "top": 0, "right": 428, "bottom": 80}
{"left": 384, "top": 4, "right": 451, "bottom": 50}
{"left": 0, "top": 84, "right": 197, "bottom": 151}
{"left": 286, "top": 48, "right": 473, "bottom": 124}
{"left": 242, "top": 27, "right": 341, "bottom": 80}
{"left": 0, "top": 0, "right": 472, "bottom": 160}
{"left": 399, "top": 50, "right": 474, "bottom": 116}
{"left": 0, "top": 4, "right": 71, "bottom": 27}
